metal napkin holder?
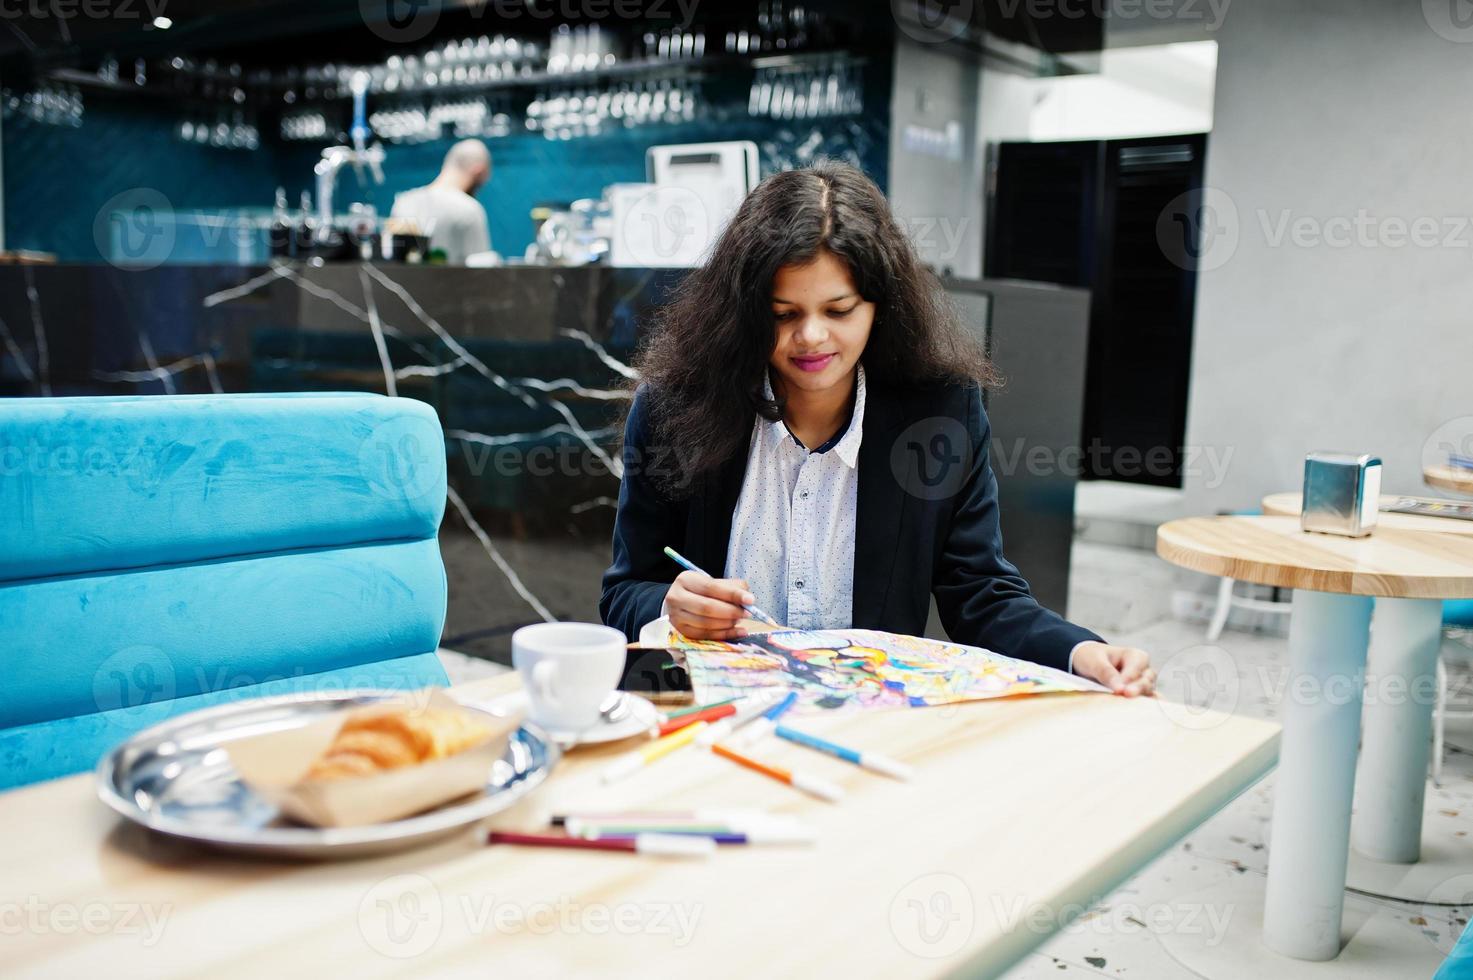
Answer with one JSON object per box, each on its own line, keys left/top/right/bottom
{"left": 1301, "top": 452, "right": 1382, "bottom": 537}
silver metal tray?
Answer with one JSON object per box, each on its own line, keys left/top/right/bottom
{"left": 96, "top": 689, "right": 558, "bottom": 859}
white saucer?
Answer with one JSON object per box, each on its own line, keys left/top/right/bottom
{"left": 543, "top": 693, "right": 660, "bottom": 746}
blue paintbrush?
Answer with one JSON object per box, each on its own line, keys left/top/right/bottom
{"left": 662, "top": 546, "right": 781, "bottom": 626}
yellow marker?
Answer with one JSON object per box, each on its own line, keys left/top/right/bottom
{"left": 600, "top": 721, "right": 709, "bottom": 783}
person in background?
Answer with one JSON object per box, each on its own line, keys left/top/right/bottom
{"left": 390, "top": 139, "right": 492, "bottom": 265}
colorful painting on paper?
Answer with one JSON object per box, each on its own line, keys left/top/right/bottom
{"left": 666, "top": 628, "right": 1104, "bottom": 711}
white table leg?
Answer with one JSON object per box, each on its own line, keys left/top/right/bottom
{"left": 1353, "top": 596, "right": 1443, "bottom": 863}
{"left": 1262, "top": 589, "right": 1373, "bottom": 961}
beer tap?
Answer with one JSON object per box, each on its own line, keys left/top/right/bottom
{"left": 313, "top": 71, "right": 385, "bottom": 247}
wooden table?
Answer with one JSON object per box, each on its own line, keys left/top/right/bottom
{"left": 3, "top": 674, "right": 1278, "bottom": 979}
{"left": 1157, "top": 515, "right": 1473, "bottom": 962}
{"left": 1261, "top": 491, "right": 1473, "bottom": 534}
{"left": 1425, "top": 464, "right": 1473, "bottom": 495}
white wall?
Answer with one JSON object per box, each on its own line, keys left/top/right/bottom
{"left": 976, "top": 42, "right": 1215, "bottom": 274}
{"left": 888, "top": 36, "right": 988, "bottom": 279}
{"left": 1181, "top": 0, "right": 1473, "bottom": 512}
{"left": 1030, "top": 42, "right": 1215, "bottom": 141}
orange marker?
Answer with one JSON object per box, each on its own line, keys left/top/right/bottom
{"left": 710, "top": 743, "right": 844, "bottom": 802}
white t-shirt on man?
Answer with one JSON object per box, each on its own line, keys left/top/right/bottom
{"left": 390, "top": 185, "right": 491, "bottom": 264}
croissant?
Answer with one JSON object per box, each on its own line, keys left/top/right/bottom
{"left": 307, "top": 706, "right": 494, "bottom": 781}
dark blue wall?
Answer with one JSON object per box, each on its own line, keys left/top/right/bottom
{"left": 3, "top": 101, "right": 284, "bottom": 262}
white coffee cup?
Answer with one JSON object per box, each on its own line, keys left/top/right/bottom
{"left": 511, "top": 622, "right": 627, "bottom": 733}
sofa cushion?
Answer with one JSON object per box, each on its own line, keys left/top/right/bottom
{"left": 0, "top": 537, "right": 448, "bottom": 730}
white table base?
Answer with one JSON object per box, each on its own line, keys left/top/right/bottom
{"left": 1262, "top": 589, "right": 1374, "bottom": 961}
{"left": 1160, "top": 873, "right": 1453, "bottom": 980}
{"left": 1353, "top": 596, "right": 1444, "bottom": 864}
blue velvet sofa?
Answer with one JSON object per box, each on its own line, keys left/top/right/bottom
{"left": 0, "top": 392, "right": 450, "bottom": 789}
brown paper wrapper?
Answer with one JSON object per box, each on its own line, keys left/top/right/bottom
{"left": 226, "top": 689, "right": 520, "bottom": 828}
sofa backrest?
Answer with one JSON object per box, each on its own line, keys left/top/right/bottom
{"left": 0, "top": 392, "right": 451, "bottom": 788}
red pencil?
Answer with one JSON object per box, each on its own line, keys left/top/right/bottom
{"left": 486, "top": 830, "right": 713, "bottom": 857}
{"left": 657, "top": 701, "right": 739, "bottom": 736}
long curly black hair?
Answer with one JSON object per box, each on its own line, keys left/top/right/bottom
{"left": 632, "top": 159, "right": 996, "bottom": 491}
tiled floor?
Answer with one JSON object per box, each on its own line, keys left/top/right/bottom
{"left": 435, "top": 530, "right": 1473, "bottom": 977}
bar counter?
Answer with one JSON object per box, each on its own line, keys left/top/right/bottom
{"left": 0, "top": 263, "right": 1090, "bottom": 614}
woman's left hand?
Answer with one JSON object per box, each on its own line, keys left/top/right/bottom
{"left": 1070, "top": 641, "right": 1155, "bottom": 697}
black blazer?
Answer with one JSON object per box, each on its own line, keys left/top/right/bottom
{"left": 599, "top": 380, "right": 1100, "bottom": 673}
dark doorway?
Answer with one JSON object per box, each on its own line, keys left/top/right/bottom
{"left": 986, "top": 133, "right": 1206, "bottom": 488}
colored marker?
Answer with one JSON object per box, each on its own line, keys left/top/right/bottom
{"left": 697, "top": 691, "right": 784, "bottom": 746}
{"left": 730, "top": 691, "right": 798, "bottom": 747}
{"left": 657, "top": 700, "right": 741, "bottom": 737}
{"left": 551, "top": 808, "right": 780, "bottom": 827}
{"left": 583, "top": 829, "right": 814, "bottom": 846}
{"left": 662, "top": 546, "right": 780, "bottom": 626}
{"left": 662, "top": 697, "right": 740, "bottom": 721}
{"left": 487, "top": 831, "right": 713, "bottom": 858}
{"left": 710, "top": 742, "right": 844, "bottom": 802}
{"left": 774, "top": 724, "right": 914, "bottom": 781}
{"left": 600, "top": 721, "right": 708, "bottom": 783}
{"left": 564, "top": 815, "right": 811, "bottom": 842}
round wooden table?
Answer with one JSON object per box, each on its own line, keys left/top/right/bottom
{"left": 1157, "top": 515, "right": 1473, "bottom": 962}
{"left": 1425, "top": 464, "right": 1473, "bottom": 495}
{"left": 1261, "top": 491, "right": 1473, "bottom": 534}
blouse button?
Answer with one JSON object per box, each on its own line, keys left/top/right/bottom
{"left": 795, "top": 580, "right": 805, "bottom": 589}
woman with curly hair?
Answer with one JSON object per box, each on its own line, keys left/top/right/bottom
{"left": 601, "top": 161, "right": 1153, "bottom": 695}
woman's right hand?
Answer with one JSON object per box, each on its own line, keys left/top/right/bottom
{"left": 664, "top": 570, "right": 755, "bottom": 640}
